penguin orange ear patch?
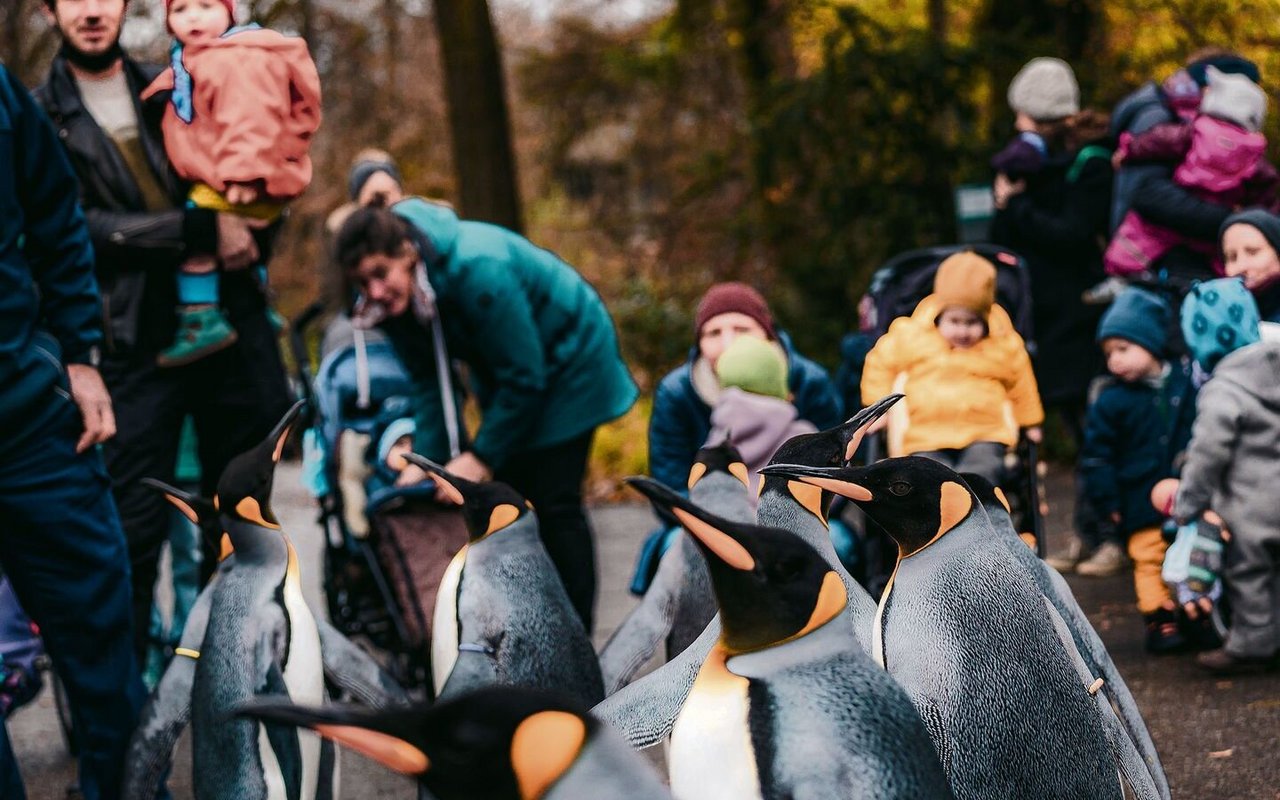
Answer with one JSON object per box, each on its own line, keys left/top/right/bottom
{"left": 938, "top": 481, "right": 972, "bottom": 537}
{"left": 993, "top": 486, "right": 1012, "bottom": 514}
{"left": 510, "top": 711, "right": 586, "bottom": 800}
{"left": 485, "top": 504, "right": 521, "bottom": 536}
{"left": 788, "top": 481, "right": 829, "bottom": 527}
{"left": 728, "top": 462, "right": 750, "bottom": 488}
{"left": 314, "top": 724, "right": 429, "bottom": 775}
{"left": 235, "top": 496, "right": 280, "bottom": 529}
{"left": 673, "top": 508, "right": 755, "bottom": 571}
{"left": 687, "top": 462, "right": 708, "bottom": 491}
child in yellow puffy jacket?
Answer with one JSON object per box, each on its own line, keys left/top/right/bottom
{"left": 862, "top": 251, "right": 1044, "bottom": 483}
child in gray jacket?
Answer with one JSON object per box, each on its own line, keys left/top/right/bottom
{"left": 1175, "top": 277, "right": 1280, "bottom": 675}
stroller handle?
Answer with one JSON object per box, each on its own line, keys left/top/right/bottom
{"left": 288, "top": 300, "right": 328, "bottom": 411}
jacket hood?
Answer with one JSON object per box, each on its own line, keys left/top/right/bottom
{"left": 910, "top": 292, "right": 1019, "bottom": 338}
{"left": 392, "top": 196, "right": 461, "bottom": 266}
{"left": 1213, "top": 342, "right": 1280, "bottom": 412}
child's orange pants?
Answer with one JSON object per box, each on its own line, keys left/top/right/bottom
{"left": 1128, "top": 526, "right": 1173, "bottom": 614}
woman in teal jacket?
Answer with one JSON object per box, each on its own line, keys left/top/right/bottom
{"left": 335, "top": 199, "right": 638, "bottom": 630}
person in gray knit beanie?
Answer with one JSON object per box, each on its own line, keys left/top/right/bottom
{"left": 1008, "top": 57, "right": 1080, "bottom": 122}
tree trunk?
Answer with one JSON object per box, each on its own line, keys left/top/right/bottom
{"left": 432, "top": 0, "right": 523, "bottom": 233}
{"left": 928, "top": 0, "right": 947, "bottom": 42}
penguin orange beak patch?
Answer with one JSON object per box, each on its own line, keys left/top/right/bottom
{"left": 673, "top": 508, "right": 756, "bottom": 571}
{"left": 795, "top": 475, "right": 873, "bottom": 503}
{"left": 313, "top": 724, "right": 429, "bottom": 775}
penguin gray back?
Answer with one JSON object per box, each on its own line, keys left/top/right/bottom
{"left": 764, "top": 456, "right": 1122, "bottom": 800}
{"left": 411, "top": 457, "right": 604, "bottom": 707}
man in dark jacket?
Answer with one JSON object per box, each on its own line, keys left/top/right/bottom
{"left": 0, "top": 63, "right": 144, "bottom": 800}
{"left": 36, "top": 0, "right": 293, "bottom": 661}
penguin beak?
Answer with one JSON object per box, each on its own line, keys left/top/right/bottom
{"left": 235, "top": 698, "right": 430, "bottom": 776}
{"left": 268, "top": 399, "right": 309, "bottom": 464}
{"left": 626, "top": 477, "right": 757, "bottom": 571}
{"left": 141, "top": 478, "right": 217, "bottom": 526}
{"left": 403, "top": 453, "right": 468, "bottom": 505}
{"left": 834, "top": 393, "right": 903, "bottom": 463}
{"left": 758, "top": 463, "right": 874, "bottom": 503}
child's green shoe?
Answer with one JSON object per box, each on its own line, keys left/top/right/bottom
{"left": 157, "top": 304, "right": 239, "bottom": 367}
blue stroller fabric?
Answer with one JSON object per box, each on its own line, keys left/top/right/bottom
{"left": 0, "top": 577, "right": 43, "bottom": 717}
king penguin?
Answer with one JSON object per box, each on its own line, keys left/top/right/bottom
{"left": 594, "top": 394, "right": 902, "bottom": 748}
{"left": 598, "top": 442, "right": 750, "bottom": 694}
{"left": 959, "top": 473, "right": 1168, "bottom": 800}
{"left": 628, "top": 476, "right": 954, "bottom": 800}
{"left": 406, "top": 455, "right": 604, "bottom": 707}
{"left": 761, "top": 456, "right": 1122, "bottom": 800}
{"left": 123, "top": 402, "right": 408, "bottom": 800}
{"left": 237, "top": 686, "right": 673, "bottom": 800}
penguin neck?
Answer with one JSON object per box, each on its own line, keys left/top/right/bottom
{"left": 468, "top": 512, "right": 535, "bottom": 546}
{"left": 758, "top": 490, "right": 833, "bottom": 558}
{"left": 889, "top": 519, "right": 951, "bottom": 558}
{"left": 223, "top": 517, "right": 288, "bottom": 564}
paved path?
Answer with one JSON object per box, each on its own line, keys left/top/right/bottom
{"left": 10, "top": 464, "right": 1279, "bottom": 798}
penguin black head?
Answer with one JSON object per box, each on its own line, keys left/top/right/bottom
{"left": 215, "top": 400, "right": 306, "bottom": 530}
{"left": 759, "top": 393, "right": 904, "bottom": 524}
{"left": 958, "top": 472, "right": 1032, "bottom": 548}
{"left": 236, "top": 686, "right": 599, "bottom": 799}
{"left": 403, "top": 454, "right": 529, "bottom": 542}
{"left": 627, "top": 476, "right": 846, "bottom": 654}
{"left": 688, "top": 441, "right": 750, "bottom": 491}
{"left": 140, "top": 478, "right": 234, "bottom": 561}
{"left": 761, "top": 456, "right": 975, "bottom": 558}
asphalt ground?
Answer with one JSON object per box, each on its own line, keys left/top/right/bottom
{"left": 10, "top": 462, "right": 1279, "bottom": 799}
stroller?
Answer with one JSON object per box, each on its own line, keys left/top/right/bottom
{"left": 290, "top": 304, "right": 469, "bottom": 690}
{"left": 840, "top": 244, "right": 1048, "bottom": 594}
{"left": 0, "top": 574, "right": 75, "bottom": 754}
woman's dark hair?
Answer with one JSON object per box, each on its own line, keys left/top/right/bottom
{"left": 334, "top": 206, "right": 414, "bottom": 272}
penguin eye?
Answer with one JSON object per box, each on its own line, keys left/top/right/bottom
{"left": 888, "top": 481, "right": 912, "bottom": 497}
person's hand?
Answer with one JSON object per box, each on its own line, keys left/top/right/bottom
{"left": 446, "top": 452, "right": 492, "bottom": 483}
{"left": 67, "top": 364, "right": 116, "bottom": 453}
{"left": 216, "top": 213, "right": 269, "bottom": 271}
{"left": 1024, "top": 426, "right": 1043, "bottom": 444}
{"left": 395, "top": 463, "right": 429, "bottom": 488}
{"left": 993, "top": 173, "right": 1026, "bottom": 210}
{"left": 225, "top": 183, "right": 259, "bottom": 206}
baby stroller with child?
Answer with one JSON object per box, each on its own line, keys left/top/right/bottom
{"left": 290, "top": 304, "right": 468, "bottom": 690}
{"left": 840, "top": 244, "right": 1049, "bottom": 594}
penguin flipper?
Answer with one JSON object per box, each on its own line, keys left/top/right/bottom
{"left": 123, "top": 580, "right": 216, "bottom": 800}
{"left": 316, "top": 618, "right": 410, "bottom": 708}
{"left": 592, "top": 614, "right": 720, "bottom": 749}
{"left": 257, "top": 657, "right": 304, "bottom": 800}
{"left": 598, "top": 545, "right": 681, "bottom": 695}
{"left": 1045, "top": 571, "right": 1169, "bottom": 800}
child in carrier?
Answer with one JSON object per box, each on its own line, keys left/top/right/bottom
{"left": 705, "top": 334, "right": 817, "bottom": 504}
{"left": 1103, "top": 67, "right": 1275, "bottom": 285}
{"left": 861, "top": 251, "right": 1044, "bottom": 485}
{"left": 366, "top": 417, "right": 416, "bottom": 500}
{"left": 1078, "top": 288, "right": 1198, "bottom": 651}
{"left": 143, "top": 0, "right": 321, "bottom": 367}
{"left": 1175, "top": 278, "right": 1280, "bottom": 675}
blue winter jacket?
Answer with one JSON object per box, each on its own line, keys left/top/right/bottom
{"left": 1080, "top": 360, "right": 1198, "bottom": 536}
{"left": 648, "top": 334, "right": 843, "bottom": 491}
{"left": 0, "top": 66, "right": 102, "bottom": 446}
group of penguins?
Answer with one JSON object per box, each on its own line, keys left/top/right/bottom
{"left": 122, "top": 394, "right": 1171, "bottom": 800}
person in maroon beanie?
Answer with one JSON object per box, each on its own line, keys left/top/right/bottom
{"left": 647, "top": 282, "right": 843, "bottom": 492}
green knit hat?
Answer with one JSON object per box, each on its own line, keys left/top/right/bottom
{"left": 715, "top": 336, "right": 788, "bottom": 399}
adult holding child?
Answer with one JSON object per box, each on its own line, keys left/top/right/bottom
{"left": 334, "top": 199, "right": 639, "bottom": 632}
{"left": 36, "top": 0, "right": 295, "bottom": 662}
{"left": 648, "top": 282, "right": 843, "bottom": 494}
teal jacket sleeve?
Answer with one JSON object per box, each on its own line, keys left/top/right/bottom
{"left": 458, "top": 258, "right": 548, "bottom": 471}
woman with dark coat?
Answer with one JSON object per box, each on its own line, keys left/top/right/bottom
{"left": 990, "top": 58, "right": 1113, "bottom": 437}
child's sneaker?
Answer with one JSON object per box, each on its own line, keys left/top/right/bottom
{"left": 1074, "top": 540, "right": 1129, "bottom": 577}
{"left": 1144, "top": 607, "right": 1187, "bottom": 654}
{"left": 1045, "top": 535, "right": 1086, "bottom": 573}
{"left": 157, "top": 304, "right": 239, "bottom": 367}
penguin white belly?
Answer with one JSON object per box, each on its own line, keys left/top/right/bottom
{"left": 282, "top": 549, "right": 325, "bottom": 799}
{"left": 432, "top": 545, "right": 468, "bottom": 697}
{"left": 669, "top": 647, "right": 761, "bottom": 800}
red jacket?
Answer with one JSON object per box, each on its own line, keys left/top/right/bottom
{"left": 142, "top": 28, "right": 321, "bottom": 201}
